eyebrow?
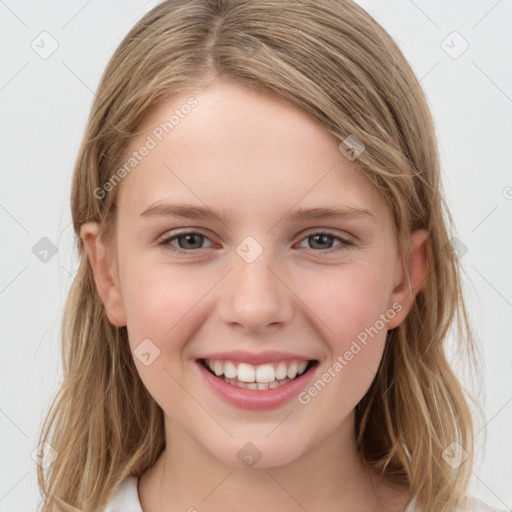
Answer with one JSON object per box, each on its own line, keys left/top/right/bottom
{"left": 139, "top": 202, "right": 375, "bottom": 223}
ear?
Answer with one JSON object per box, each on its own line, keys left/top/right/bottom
{"left": 386, "top": 229, "right": 428, "bottom": 330}
{"left": 79, "top": 222, "right": 126, "bottom": 327}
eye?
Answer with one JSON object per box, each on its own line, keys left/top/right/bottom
{"left": 158, "top": 229, "right": 353, "bottom": 256}
{"left": 159, "top": 231, "right": 213, "bottom": 254}
{"left": 296, "top": 230, "right": 352, "bottom": 255}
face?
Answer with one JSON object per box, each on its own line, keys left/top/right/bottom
{"left": 82, "top": 80, "right": 426, "bottom": 469}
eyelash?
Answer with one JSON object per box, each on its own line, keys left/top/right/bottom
{"left": 158, "top": 230, "right": 353, "bottom": 257}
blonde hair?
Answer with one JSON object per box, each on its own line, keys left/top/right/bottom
{"left": 37, "top": 1, "right": 485, "bottom": 510}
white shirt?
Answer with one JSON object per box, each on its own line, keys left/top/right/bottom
{"left": 104, "top": 475, "right": 510, "bottom": 512}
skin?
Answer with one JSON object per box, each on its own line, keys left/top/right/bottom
{"left": 81, "top": 80, "right": 428, "bottom": 512}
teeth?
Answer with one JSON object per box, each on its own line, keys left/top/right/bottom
{"left": 223, "top": 361, "right": 237, "bottom": 379}
{"left": 237, "top": 363, "right": 256, "bottom": 382}
{"left": 255, "top": 364, "right": 275, "bottom": 383}
{"left": 203, "top": 358, "right": 311, "bottom": 385}
{"left": 214, "top": 360, "right": 223, "bottom": 376}
{"left": 297, "top": 361, "right": 308, "bottom": 374}
{"left": 275, "top": 363, "right": 288, "bottom": 380}
{"left": 223, "top": 376, "right": 294, "bottom": 389}
{"left": 287, "top": 362, "right": 298, "bottom": 379}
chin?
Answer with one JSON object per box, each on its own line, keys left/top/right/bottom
{"left": 206, "top": 436, "right": 309, "bottom": 470}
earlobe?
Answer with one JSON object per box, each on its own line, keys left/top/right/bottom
{"left": 79, "top": 222, "right": 127, "bottom": 327}
{"left": 386, "top": 229, "right": 429, "bottom": 330}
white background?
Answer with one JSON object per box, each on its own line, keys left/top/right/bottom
{"left": 0, "top": 1, "right": 511, "bottom": 510}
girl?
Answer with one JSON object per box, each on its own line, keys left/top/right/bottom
{"left": 37, "top": 1, "right": 508, "bottom": 511}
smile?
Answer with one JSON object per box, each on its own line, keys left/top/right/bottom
{"left": 201, "top": 358, "right": 313, "bottom": 390}
{"left": 196, "top": 356, "right": 319, "bottom": 410}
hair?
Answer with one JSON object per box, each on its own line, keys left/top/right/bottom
{"left": 37, "top": 1, "right": 486, "bottom": 511}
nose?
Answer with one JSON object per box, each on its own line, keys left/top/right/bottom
{"left": 218, "top": 243, "right": 294, "bottom": 334}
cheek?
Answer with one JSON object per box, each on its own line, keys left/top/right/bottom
{"left": 302, "top": 267, "right": 391, "bottom": 415}
{"left": 307, "top": 261, "right": 394, "bottom": 347}
{"left": 119, "top": 262, "right": 209, "bottom": 413}
{"left": 299, "top": 262, "right": 393, "bottom": 403}
{"left": 121, "top": 261, "right": 210, "bottom": 356}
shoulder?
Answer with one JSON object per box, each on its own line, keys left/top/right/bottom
{"left": 103, "top": 475, "right": 143, "bottom": 512}
{"left": 405, "top": 495, "right": 510, "bottom": 512}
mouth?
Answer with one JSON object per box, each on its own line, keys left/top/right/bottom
{"left": 198, "top": 357, "right": 318, "bottom": 391}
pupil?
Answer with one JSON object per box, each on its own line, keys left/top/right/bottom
{"left": 181, "top": 233, "right": 202, "bottom": 249}
{"left": 311, "top": 234, "right": 332, "bottom": 249}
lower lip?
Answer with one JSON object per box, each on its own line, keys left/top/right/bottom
{"left": 196, "top": 360, "right": 317, "bottom": 410}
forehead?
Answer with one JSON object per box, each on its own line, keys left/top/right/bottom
{"left": 115, "top": 81, "right": 389, "bottom": 224}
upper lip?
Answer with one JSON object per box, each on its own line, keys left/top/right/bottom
{"left": 197, "top": 350, "right": 315, "bottom": 365}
